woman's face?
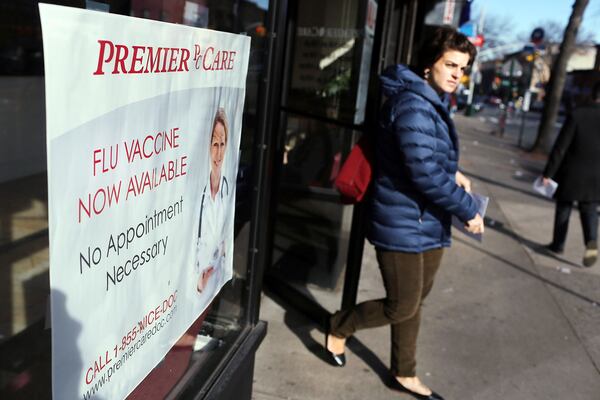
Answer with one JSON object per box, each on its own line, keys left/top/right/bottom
{"left": 210, "top": 121, "right": 227, "bottom": 175}
{"left": 427, "top": 50, "right": 470, "bottom": 94}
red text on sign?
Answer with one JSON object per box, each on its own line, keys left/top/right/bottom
{"left": 93, "top": 40, "right": 190, "bottom": 75}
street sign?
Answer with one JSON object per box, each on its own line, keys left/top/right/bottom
{"left": 469, "top": 34, "right": 484, "bottom": 47}
{"left": 531, "top": 27, "right": 545, "bottom": 45}
{"left": 425, "top": 0, "right": 461, "bottom": 26}
{"left": 459, "top": 21, "right": 475, "bottom": 37}
{"left": 523, "top": 44, "right": 535, "bottom": 54}
{"left": 443, "top": 0, "right": 457, "bottom": 24}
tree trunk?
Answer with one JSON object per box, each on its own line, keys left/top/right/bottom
{"left": 530, "top": 0, "right": 589, "bottom": 153}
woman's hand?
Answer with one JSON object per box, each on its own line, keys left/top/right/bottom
{"left": 456, "top": 171, "right": 472, "bottom": 193}
{"left": 466, "top": 213, "right": 484, "bottom": 234}
{"left": 542, "top": 177, "right": 551, "bottom": 186}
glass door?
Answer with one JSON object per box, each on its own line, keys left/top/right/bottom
{"left": 267, "top": 0, "right": 378, "bottom": 319}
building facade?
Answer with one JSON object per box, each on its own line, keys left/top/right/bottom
{"left": 0, "top": 1, "right": 464, "bottom": 398}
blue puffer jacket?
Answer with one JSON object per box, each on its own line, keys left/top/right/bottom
{"left": 366, "top": 65, "right": 478, "bottom": 253}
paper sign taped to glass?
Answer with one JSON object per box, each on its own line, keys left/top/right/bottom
{"left": 39, "top": 4, "right": 250, "bottom": 400}
{"left": 452, "top": 192, "right": 489, "bottom": 242}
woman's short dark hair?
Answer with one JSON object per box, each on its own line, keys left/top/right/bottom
{"left": 416, "top": 26, "right": 477, "bottom": 77}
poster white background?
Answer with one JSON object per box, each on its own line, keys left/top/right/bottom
{"left": 40, "top": 5, "right": 250, "bottom": 399}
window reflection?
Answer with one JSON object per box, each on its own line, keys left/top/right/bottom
{"left": 272, "top": 114, "right": 356, "bottom": 291}
{"left": 281, "top": 116, "right": 351, "bottom": 190}
{"left": 269, "top": 0, "right": 377, "bottom": 313}
{"left": 288, "top": 0, "right": 361, "bottom": 122}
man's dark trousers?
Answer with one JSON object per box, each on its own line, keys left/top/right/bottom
{"left": 551, "top": 201, "right": 598, "bottom": 251}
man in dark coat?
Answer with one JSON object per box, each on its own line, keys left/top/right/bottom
{"left": 543, "top": 83, "right": 600, "bottom": 267}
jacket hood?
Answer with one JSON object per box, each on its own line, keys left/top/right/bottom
{"left": 380, "top": 64, "right": 447, "bottom": 109}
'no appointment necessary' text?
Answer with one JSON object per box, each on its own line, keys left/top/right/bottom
{"left": 79, "top": 197, "right": 183, "bottom": 291}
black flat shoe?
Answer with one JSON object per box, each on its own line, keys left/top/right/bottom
{"left": 389, "top": 377, "right": 445, "bottom": 400}
{"left": 324, "top": 333, "right": 346, "bottom": 367}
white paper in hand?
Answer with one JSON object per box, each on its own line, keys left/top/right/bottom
{"left": 532, "top": 176, "right": 557, "bottom": 198}
{"left": 452, "top": 192, "right": 489, "bottom": 242}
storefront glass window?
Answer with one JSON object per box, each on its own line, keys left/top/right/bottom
{"left": 271, "top": 114, "right": 357, "bottom": 293}
{"left": 0, "top": 0, "right": 269, "bottom": 398}
{"left": 269, "top": 0, "right": 376, "bottom": 307}
{"left": 286, "top": 0, "right": 373, "bottom": 124}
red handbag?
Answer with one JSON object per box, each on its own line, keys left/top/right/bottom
{"left": 334, "top": 135, "right": 373, "bottom": 203}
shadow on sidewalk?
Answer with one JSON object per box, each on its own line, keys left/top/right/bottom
{"left": 454, "top": 236, "right": 599, "bottom": 306}
{"left": 263, "top": 288, "right": 393, "bottom": 386}
{"left": 464, "top": 172, "right": 552, "bottom": 204}
{"left": 483, "top": 216, "right": 581, "bottom": 269}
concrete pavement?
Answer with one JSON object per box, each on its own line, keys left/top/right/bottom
{"left": 253, "top": 109, "right": 600, "bottom": 400}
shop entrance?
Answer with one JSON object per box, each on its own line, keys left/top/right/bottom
{"left": 265, "top": 0, "right": 421, "bottom": 323}
{"left": 266, "top": 0, "right": 370, "bottom": 322}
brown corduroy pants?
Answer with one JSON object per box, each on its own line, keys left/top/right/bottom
{"left": 329, "top": 248, "right": 444, "bottom": 377}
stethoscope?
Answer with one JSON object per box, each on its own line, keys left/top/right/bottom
{"left": 198, "top": 176, "right": 229, "bottom": 238}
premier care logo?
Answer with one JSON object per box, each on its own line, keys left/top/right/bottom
{"left": 93, "top": 40, "right": 238, "bottom": 75}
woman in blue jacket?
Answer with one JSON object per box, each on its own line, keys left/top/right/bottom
{"left": 326, "top": 27, "right": 484, "bottom": 400}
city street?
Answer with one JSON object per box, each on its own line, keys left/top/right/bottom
{"left": 253, "top": 108, "right": 600, "bottom": 400}
{"left": 472, "top": 104, "right": 564, "bottom": 151}
{"left": 3, "top": 1, "right": 600, "bottom": 399}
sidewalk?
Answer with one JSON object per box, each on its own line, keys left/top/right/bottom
{"left": 252, "top": 111, "right": 600, "bottom": 400}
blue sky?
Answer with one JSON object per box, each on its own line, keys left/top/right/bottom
{"left": 474, "top": 0, "right": 600, "bottom": 42}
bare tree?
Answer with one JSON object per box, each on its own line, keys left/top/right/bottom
{"left": 480, "top": 15, "right": 516, "bottom": 49}
{"left": 517, "top": 19, "right": 595, "bottom": 44}
{"left": 531, "top": 0, "right": 590, "bottom": 153}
